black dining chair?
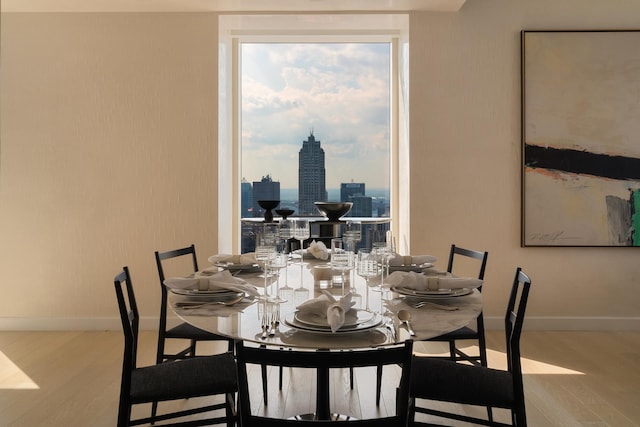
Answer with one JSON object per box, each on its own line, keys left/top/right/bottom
{"left": 155, "top": 244, "right": 234, "bottom": 365}
{"left": 114, "top": 266, "right": 237, "bottom": 427}
{"left": 235, "top": 340, "right": 414, "bottom": 426}
{"left": 155, "top": 244, "right": 271, "bottom": 409}
{"left": 408, "top": 267, "right": 532, "bottom": 427}
{"left": 424, "top": 244, "right": 489, "bottom": 365}
{"left": 376, "top": 244, "right": 489, "bottom": 405}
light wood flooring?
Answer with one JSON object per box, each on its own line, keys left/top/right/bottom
{"left": 1, "top": 330, "right": 639, "bottom": 426}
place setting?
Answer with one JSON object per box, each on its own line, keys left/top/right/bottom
{"left": 282, "top": 291, "right": 383, "bottom": 336}
{"left": 384, "top": 269, "right": 483, "bottom": 311}
{"left": 207, "top": 252, "right": 263, "bottom": 274}
{"left": 164, "top": 269, "right": 260, "bottom": 314}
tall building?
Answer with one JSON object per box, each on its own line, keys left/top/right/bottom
{"left": 241, "top": 178, "right": 253, "bottom": 218}
{"left": 341, "top": 182, "right": 371, "bottom": 217}
{"left": 340, "top": 182, "right": 365, "bottom": 202}
{"left": 252, "top": 175, "right": 280, "bottom": 217}
{"left": 298, "top": 131, "right": 327, "bottom": 215}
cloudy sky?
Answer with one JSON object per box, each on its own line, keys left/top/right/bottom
{"left": 241, "top": 43, "right": 391, "bottom": 190}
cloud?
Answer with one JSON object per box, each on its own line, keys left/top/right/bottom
{"left": 241, "top": 43, "right": 390, "bottom": 189}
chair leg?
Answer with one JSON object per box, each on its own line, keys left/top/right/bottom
{"left": 375, "top": 365, "right": 382, "bottom": 405}
{"left": 262, "top": 364, "right": 268, "bottom": 405}
{"left": 279, "top": 366, "right": 283, "bottom": 390}
{"left": 190, "top": 339, "right": 197, "bottom": 357}
{"left": 151, "top": 401, "right": 158, "bottom": 423}
{"left": 350, "top": 367, "right": 354, "bottom": 390}
{"left": 448, "top": 340, "right": 457, "bottom": 361}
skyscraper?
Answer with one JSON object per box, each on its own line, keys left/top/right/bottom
{"left": 252, "top": 175, "right": 280, "bottom": 217}
{"left": 298, "top": 131, "right": 327, "bottom": 215}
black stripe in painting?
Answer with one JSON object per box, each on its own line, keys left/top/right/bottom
{"left": 525, "top": 144, "right": 640, "bottom": 181}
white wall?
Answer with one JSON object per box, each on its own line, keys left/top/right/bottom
{"left": 1, "top": 0, "right": 638, "bottom": 330}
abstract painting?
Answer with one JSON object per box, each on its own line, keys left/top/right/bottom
{"left": 521, "top": 30, "right": 640, "bottom": 247}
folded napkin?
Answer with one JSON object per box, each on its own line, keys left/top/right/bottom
{"left": 388, "top": 253, "right": 438, "bottom": 266}
{"left": 208, "top": 253, "right": 256, "bottom": 265}
{"left": 296, "top": 291, "right": 356, "bottom": 333}
{"left": 385, "top": 271, "right": 483, "bottom": 291}
{"left": 164, "top": 270, "right": 260, "bottom": 297}
{"left": 307, "top": 240, "right": 329, "bottom": 260}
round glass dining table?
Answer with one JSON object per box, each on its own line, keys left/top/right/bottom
{"left": 169, "top": 255, "right": 482, "bottom": 420}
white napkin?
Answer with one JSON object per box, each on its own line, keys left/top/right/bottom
{"left": 207, "top": 253, "right": 257, "bottom": 265}
{"left": 164, "top": 270, "right": 260, "bottom": 297}
{"left": 307, "top": 240, "right": 329, "bottom": 260}
{"left": 388, "top": 254, "right": 437, "bottom": 266}
{"left": 296, "top": 291, "right": 356, "bottom": 333}
{"left": 385, "top": 271, "right": 482, "bottom": 291}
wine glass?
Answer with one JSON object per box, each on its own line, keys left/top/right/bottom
{"left": 330, "top": 238, "right": 354, "bottom": 296}
{"left": 343, "top": 221, "right": 362, "bottom": 252}
{"left": 357, "top": 249, "right": 380, "bottom": 312}
{"left": 277, "top": 219, "right": 295, "bottom": 301}
{"left": 255, "top": 243, "right": 276, "bottom": 301}
{"left": 270, "top": 245, "right": 289, "bottom": 303}
{"left": 343, "top": 221, "right": 362, "bottom": 297}
{"left": 293, "top": 219, "right": 310, "bottom": 285}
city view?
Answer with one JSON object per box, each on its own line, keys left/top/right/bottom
{"left": 240, "top": 42, "right": 391, "bottom": 220}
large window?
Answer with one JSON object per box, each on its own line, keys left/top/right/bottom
{"left": 219, "top": 15, "right": 409, "bottom": 253}
{"left": 240, "top": 42, "right": 391, "bottom": 219}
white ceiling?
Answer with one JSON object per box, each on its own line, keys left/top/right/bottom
{"left": 1, "top": 0, "right": 466, "bottom": 13}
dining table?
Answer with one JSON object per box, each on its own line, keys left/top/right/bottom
{"left": 169, "top": 253, "right": 483, "bottom": 420}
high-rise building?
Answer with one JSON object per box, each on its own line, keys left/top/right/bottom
{"left": 252, "top": 175, "right": 280, "bottom": 217}
{"left": 340, "top": 182, "right": 371, "bottom": 217}
{"left": 298, "top": 131, "right": 327, "bottom": 215}
{"left": 241, "top": 178, "right": 253, "bottom": 218}
{"left": 340, "top": 182, "right": 365, "bottom": 202}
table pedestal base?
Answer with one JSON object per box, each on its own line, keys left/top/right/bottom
{"left": 292, "top": 414, "right": 357, "bottom": 421}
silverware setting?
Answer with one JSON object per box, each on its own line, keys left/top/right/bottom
{"left": 412, "top": 300, "right": 459, "bottom": 311}
{"left": 175, "top": 295, "right": 245, "bottom": 309}
{"left": 268, "top": 307, "right": 280, "bottom": 337}
{"left": 397, "top": 309, "right": 416, "bottom": 336}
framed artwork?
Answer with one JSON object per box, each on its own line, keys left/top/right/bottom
{"left": 521, "top": 30, "right": 640, "bottom": 247}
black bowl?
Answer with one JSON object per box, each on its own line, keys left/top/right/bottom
{"left": 314, "top": 202, "right": 353, "bottom": 221}
{"left": 257, "top": 200, "right": 280, "bottom": 210}
{"left": 275, "top": 209, "right": 294, "bottom": 219}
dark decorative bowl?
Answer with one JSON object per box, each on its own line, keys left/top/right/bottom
{"left": 275, "top": 209, "right": 294, "bottom": 220}
{"left": 257, "top": 200, "right": 280, "bottom": 222}
{"left": 314, "top": 202, "right": 353, "bottom": 221}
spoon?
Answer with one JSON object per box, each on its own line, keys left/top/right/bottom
{"left": 397, "top": 309, "right": 416, "bottom": 336}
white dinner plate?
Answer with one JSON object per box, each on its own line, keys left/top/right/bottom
{"left": 216, "top": 262, "right": 262, "bottom": 273}
{"left": 284, "top": 312, "right": 382, "bottom": 334}
{"left": 294, "top": 309, "right": 374, "bottom": 329}
{"left": 170, "top": 289, "right": 244, "bottom": 301}
{"left": 392, "top": 286, "right": 472, "bottom": 298}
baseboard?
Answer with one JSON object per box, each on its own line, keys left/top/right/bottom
{"left": 0, "top": 317, "right": 161, "bottom": 331}
{"left": 484, "top": 316, "right": 640, "bottom": 331}
{"left": 2, "top": 315, "right": 640, "bottom": 332}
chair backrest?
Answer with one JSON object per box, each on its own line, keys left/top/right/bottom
{"left": 154, "top": 244, "right": 199, "bottom": 330}
{"left": 114, "top": 267, "right": 139, "bottom": 402}
{"left": 505, "top": 267, "right": 532, "bottom": 408}
{"left": 235, "top": 340, "right": 414, "bottom": 426}
{"left": 447, "top": 244, "right": 489, "bottom": 282}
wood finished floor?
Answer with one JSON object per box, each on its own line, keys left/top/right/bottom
{"left": 0, "top": 330, "right": 639, "bottom": 426}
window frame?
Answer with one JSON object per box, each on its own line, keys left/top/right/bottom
{"left": 218, "top": 14, "right": 410, "bottom": 253}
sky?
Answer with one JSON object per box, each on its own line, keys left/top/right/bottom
{"left": 241, "top": 43, "right": 391, "bottom": 190}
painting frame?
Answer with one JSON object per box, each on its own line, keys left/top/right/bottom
{"left": 521, "top": 30, "right": 640, "bottom": 247}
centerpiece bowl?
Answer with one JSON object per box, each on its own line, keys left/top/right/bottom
{"left": 275, "top": 209, "right": 294, "bottom": 220}
{"left": 257, "top": 200, "right": 280, "bottom": 222}
{"left": 314, "top": 202, "right": 353, "bottom": 222}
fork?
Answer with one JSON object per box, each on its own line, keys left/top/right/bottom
{"left": 269, "top": 309, "right": 280, "bottom": 337}
{"left": 413, "top": 300, "right": 459, "bottom": 311}
{"left": 260, "top": 316, "right": 269, "bottom": 340}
